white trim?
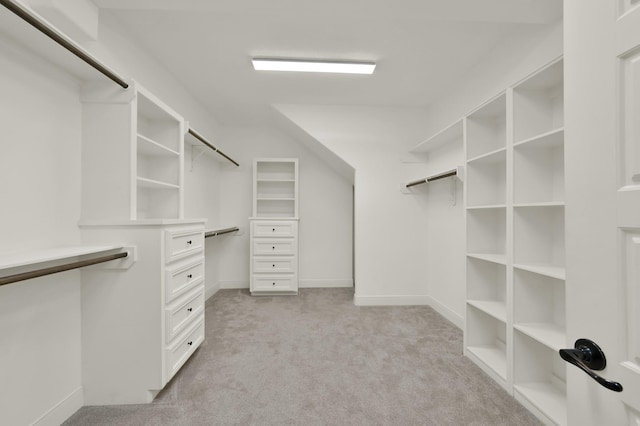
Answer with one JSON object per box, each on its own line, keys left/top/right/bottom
{"left": 426, "top": 296, "right": 464, "bottom": 329}
{"left": 219, "top": 280, "right": 249, "bottom": 289}
{"left": 299, "top": 279, "right": 353, "bottom": 288}
{"left": 353, "top": 294, "right": 432, "bottom": 306}
{"left": 31, "top": 387, "right": 83, "bottom": 426}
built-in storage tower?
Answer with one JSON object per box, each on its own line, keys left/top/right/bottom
{"left": 465, "top": 59, "right": 566, "bottom": 425}
{"left": 250, "top": 158, "right": 299, "bottom": 295}
{"left": 80, "top": 81, "right": 205, "bottom": 404}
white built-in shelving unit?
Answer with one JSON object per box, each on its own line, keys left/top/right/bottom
{"left": 250, "top": 158, "right": 299, "bottom": 295}
{"left": 463, "top": 58, "right": 566, "bottom": 425}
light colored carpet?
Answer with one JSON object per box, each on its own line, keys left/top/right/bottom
{"left": 64, "top": 288, "right": 540, "bottom": 425}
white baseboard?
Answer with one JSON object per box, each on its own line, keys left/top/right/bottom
{"left": 299, "top": 279, "right": 353, "bottom": 288}
{"left": 426, "top": 296, "right": 464, "bottom": 329}
{"left": 219, "top": 280, "right": 249, "bottom": 289}
{"left": 353, "top": 294, "right": 464, "bottom": 330}
{"left": 32, "top": 387, "right": 83, "bottom": 426}
{"left": 354, "top": 294, "right": 432, "bottom": 306}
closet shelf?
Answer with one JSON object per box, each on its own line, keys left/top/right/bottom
{"left": 514, "top": 383, "right": 567, "bottom": 426}
{"left": 467, "top": 253, "right": 507, "bottom": 265}
{"left": 257, "top": 197, "right": 295, "bottom": 201}
{"left": 467, "top": 147, "right": 506, "bottom": 164}
{"left": 466, "top": 345, "right": 507, "bottom": 380}
{"left": 514, "top": 202, "right": 565, "bottom": 208}
{"left": 514, "top": 263, "right": 565, "bottom": 280}
{"left": 467, "top": 300, "right": 507, "bottom": 322}
{"left": 514, "top": 127, "right": 564, "bottom": 149}
{"left": 467, "top": 204, "right": 507, "bottom": 210}
{"left": 137, "top": 177, "right": 180, "bottom": 190}
{"left": 257, "top": 178, "right": 296, "bottom": 183}
{"left": 0, "top": 245, "right": 128, "bottom": 286}
{"left": 514, "top": 323, "right": 566, "bottom": 351}
{"left": 410, "top": 119, "right": 463, "bottom": 153}
{"left": 137, "top": 134, "right": 179, "bottom": 157}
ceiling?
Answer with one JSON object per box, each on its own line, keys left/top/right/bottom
{"left": 93, "top": 0, "right": 562, "bottom": 126}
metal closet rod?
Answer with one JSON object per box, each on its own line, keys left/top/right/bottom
{"left": 188, "top": 128, "right": 240, "bottom": 167}
{"left": 0, "top": 0, "right": 129, "bottom": 89}
{"left": 406, "top": 169, "right": 457, "bottom": 188}
{"left": 0, "top": 252, "right": 128, "bottom": 287}
{"left": 205, "top": 227, "right": 239, "bottom": 238}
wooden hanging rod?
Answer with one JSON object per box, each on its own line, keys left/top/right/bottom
{"left": 0, "top": 0, "right": 129, "bottom": 89}
{"left": 205, "top": 227, "right": 239, "bottom": 238}
{"left": 406, "top": 168, "right": 458, "bottom": 188}
{"left": 0, "top": 252, "right": 128, "bottom": 287}
{"left": 188, "top": 128, "right": 239, "bottom": 167}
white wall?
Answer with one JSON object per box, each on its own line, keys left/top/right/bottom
{"left": 0, "top": 35, "right": 84, "bottom": 426}
{"left": 215, "top": 126, "right": 353, "bottom": 289}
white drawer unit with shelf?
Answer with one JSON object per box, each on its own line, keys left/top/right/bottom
{"left": 80, "top": 220, "right": 206, "bottom": 405}
{"left": 81, "top": 81, "right": 184, "bottom": 221}
{"left": 463, "top": 57, "right": 566, "bottom": 425}
{"left": 250, "top": 158, "right": 299, "bottom": 295}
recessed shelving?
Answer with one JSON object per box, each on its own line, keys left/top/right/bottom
{"left": 253, "top": 159, "right": 298, "bottom": 218}
{"left": 513, "top": 330, "right": 567, "bottom": 426}
{"left": 466, "top": 93, "right": 507, "bottom": 159}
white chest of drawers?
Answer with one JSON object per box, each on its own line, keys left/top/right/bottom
{"left": 80, "top": 220, "right": 205, "bottom": 404}
{"left": 249, "top": 219, "right": 298, "bottom": 295}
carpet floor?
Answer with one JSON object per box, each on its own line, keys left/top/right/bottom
{"left": 64, "top": 288, "right": 540, "bottom": 425}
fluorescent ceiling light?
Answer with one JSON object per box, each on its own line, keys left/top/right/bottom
{"left": 252, "top": 58, "right": 376, "bottom": 74}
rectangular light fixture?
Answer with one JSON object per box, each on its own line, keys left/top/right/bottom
{"left": 252, "top": 58, "right": 376, "bottom": 74}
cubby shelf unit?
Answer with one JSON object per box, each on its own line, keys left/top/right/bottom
{"left": 462, "top": 57, "right": 566, "bottom": 424}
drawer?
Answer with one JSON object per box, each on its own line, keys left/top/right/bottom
{"left": 253, "top": 239, "right": 295, "bottom": 255}
{"left": 166, "top": 317, "right": 204, "bottom": 381}
{"left": 252, "top": 221, "right": 296, "bottom": 238}
{"left": 252, "top": 257, "right": 295, "bottom": 273}
{"left": 165, "top": 258, "right": 204, "bottom": 302}
{"left": 253, "top": 276, "right": 295, "bottom": 292}
{"left": 165, "top": 228, "right": 204, "bottom": 262}
{"left": 165, "top": 285, "right": 204, "bottom": 341}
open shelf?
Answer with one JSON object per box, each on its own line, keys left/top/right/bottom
{"left": 514, "top": 205, "right": 564, "bottom": 269}
{"left": 137, "top": 134, "right": 179, "bottom": 157}
{"left": 514, "top": 130, "right": 564, "bottom": 205}
{"left": 254, "top": 159, "right": 298, "bottom": 218}
{"left": 467, "top": 253, "right": 507, "bottom": 265}
{"left": 513, "top": 330, "right": 567, "bottom": 426}
{"left": 136, "top": 177, "right": 180, "bottom": 190}
{"left": 411, "top": 119, "right": 463, "bottom": 153}
{"left": 467, "top": 208, "right": 506, "bottom": 257}
{"left": 513, "top": 60, "right": 564, "bottom": 142}
{"left": 467, "top": 93, "right": 507, "bottom": 159}
{"left": 466, "top": 149, "right": 506, "bottom": 206}
{"left": 137, "top": 90, "right": 181, "bottom": 153}
{"left": 466, "top": 305, "right": 507, "bottom": 381}
{"left": 256, "top": 161, "right": 296, "bottom": 181}
{"left": 514, "top": 263, "right": 565, "bottom": 280}
{"left": 467, "top": 257, "right": 507, "bottom": 321}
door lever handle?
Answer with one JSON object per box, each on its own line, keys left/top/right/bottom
{"left": 559, "top": 338, "right": 623, "bottom": 392}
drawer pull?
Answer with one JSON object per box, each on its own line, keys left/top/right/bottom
{"left": 272, "top": 228, "right": 275, "bottom": 232}
{"left": 272, "top": 246, "right": 275, "bottom": 250}
{"left": 187, "top": 341, "right": 193, "bottom": 346}
{"left": 272, "top": 282, "right": 276, "bottom": 286}
{"left": 187, "top": 274, "right": 193, "bottom": 279}
{"left": 187, "top": 240, "right": 192, "bottom": 245}
{"left": 187, "top": 307, "right": 193, "bottom": 312}
{"left": 272, "top": 264, "right": 275, "bottom": 267}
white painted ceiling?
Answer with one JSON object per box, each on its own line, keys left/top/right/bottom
{"left": 94, "top": 0, "right": 562, "bottom": 126}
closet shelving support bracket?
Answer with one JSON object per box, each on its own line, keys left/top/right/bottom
{"left": 186, "top": 127, "right": 239, "bottom": 167}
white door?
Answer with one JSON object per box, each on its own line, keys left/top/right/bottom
{"left": 565, "top": 0, "right": 640, "bottom": 424}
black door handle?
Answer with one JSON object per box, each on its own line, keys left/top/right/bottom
{"left": 559, "top": 339, "right": 623, "bottom": 392}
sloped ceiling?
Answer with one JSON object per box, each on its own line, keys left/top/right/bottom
{"left": 93, "top": 0, "right": 562, "bottom": 126}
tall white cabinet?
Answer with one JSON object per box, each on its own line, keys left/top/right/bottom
{"left": 250, "top": 158, "right": 299, "bottom": 295}
{"left": 463, "top": 59, "right": 566, "bottom": 425}
{"left": 79, "top": 81, "right": 206, "bottom": 404}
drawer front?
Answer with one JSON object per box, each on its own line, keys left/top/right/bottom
{"left": 253, "top": 276, "right": 295, "bottom": 291}
{"left": 253, "top": 239, "right": 295, "bottom": 256}
{"left": 165, "top": 258, "right": 204, "bottom": 302}
{"left": 252, "top": 257, "right": 295, "bottom": 273}
{"left": 165, "top": 229, "right": 204, "bottom": 262}
{"left": 165, "top": 286, "right": 204, "bottom": 341}
{"left": 252, "top": 221, "right": 296, "bottom": 238}
{"left": 166, "top": 317, "right": 204, "bottom": 381}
